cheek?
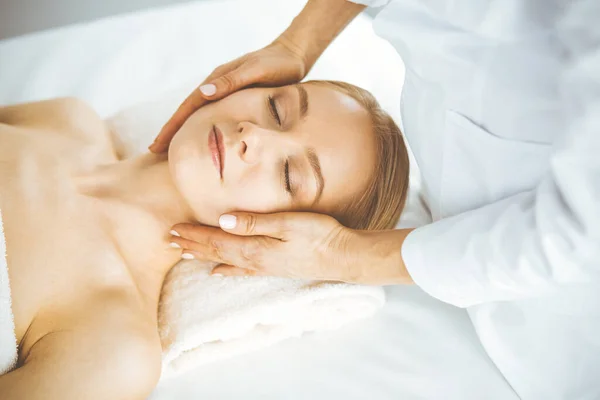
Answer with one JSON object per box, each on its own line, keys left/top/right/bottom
{"left": 168, "top": 140, "right": 226, "bottom": 224}
{"left": 169, "top": 122, "right": 203, "bottom": 190}
{"left": 223, "top": 170, "right": 286, "bottom": 213}
{"left": 169, "top": 154, "right": 212, "bottom": 215}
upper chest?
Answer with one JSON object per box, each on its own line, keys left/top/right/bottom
{"left": 0, "top": 127, "right": 133, "bottom": 357}
{"left": 0, "top": 126, "right": 114, "bottom": 250}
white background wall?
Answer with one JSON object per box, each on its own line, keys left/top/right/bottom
{"left": 0, "top": 0, "right": 197, "bottom": 40}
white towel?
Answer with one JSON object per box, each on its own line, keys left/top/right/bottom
{"left": 0, "top": 209, "right": 18, "bottom": 375}
{"left": 158, "top": 260, "right": 385, "bottom": 380}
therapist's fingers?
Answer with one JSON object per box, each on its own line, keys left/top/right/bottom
{"left": 169, "top": 223, "right": 274, "bottom": 268}
{"left": 202, "top": 61, "right": 264, "bottom": 101}
{"left": 217, "top": 212, "right": 293, "bottom": 239}
{"left": 149, "top": 93, "right": 206, "bottom": 153}
{"left": 149, "top": 62, "right": 243, "bottom": 153}
{"left": 197, "top": 40, "right": 308, "bottom": 103}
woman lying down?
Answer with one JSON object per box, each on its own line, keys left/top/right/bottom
{"left": 0, "top": 80, "right": 409, "bottom": 399}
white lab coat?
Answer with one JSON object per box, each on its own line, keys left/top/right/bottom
{"left": 349, "top": 0, "right": 600, "bottom": 398}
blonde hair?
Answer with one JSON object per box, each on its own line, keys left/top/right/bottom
{"left": 306, "top": 80, "right": 410, "bottom": 230}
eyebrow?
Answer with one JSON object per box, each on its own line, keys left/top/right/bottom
{"left": 294, "top": 84, "right": 309, "bottom": 119}
{"left": 305, "top": 147, "right": 324, "bottom": 205}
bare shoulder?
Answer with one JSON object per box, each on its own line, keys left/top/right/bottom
{"left": 8, "top": 294, "right": 163, "bottom": 399}
{"left": 0, "top": 97, "right": 109, "bottom": 141}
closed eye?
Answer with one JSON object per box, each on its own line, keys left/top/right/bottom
{"left": 284, "top": 159, "right": 292, "bottom": 195}
{"left": 268, "top": 95, "right": 281, "bottom": 126}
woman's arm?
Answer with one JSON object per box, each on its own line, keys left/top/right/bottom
{"left": 279, "top": 0, "right": 366, "bottom": 73}
{"left": 167, "top": 212, "right": 415, "bottom": 284}
{"left": 0, "top": 327, "right": 161, "bottom": 400}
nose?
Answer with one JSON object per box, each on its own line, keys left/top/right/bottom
{"left": 237, "top": 121, "right": 282, "bottom": 164}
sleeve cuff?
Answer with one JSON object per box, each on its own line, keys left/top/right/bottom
{"left": 401, "top": 224, "right": 487, "bottom": 308}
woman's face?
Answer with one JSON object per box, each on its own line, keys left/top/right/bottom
{"left": 168, "top": 83, "right": 376, "bottom": 226}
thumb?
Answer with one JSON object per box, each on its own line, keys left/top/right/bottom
{"left": 200, "top": 65, "right": 260, "bottom": 101}
{"left": 218, "top": 212, "right": 289, "bottom": 239}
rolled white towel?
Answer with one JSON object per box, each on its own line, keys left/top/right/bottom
{"left": 0, "top": 209, "right": 18, "bottom": 376}
{"left": 158, "top": 260, "right": 385, "bottom": 380}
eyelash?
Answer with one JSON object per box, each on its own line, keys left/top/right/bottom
{"left": 268, "top": 95, "right": 281, "bottom": 126}
{"left": 268, "top": 95, "right": 291, "bottom": 195}
{"left": 284, "top": 160, "right": 292, "bottom": 195}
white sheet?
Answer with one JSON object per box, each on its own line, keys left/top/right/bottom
{"left": 0, "top": 1, "right": 518, "bottom": 398}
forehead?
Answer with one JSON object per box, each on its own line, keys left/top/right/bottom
{"left": 298, "top": 83, "right": 376, "bottom": 213}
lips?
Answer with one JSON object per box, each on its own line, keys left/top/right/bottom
{"left": 208, "top": 125, "right": 225, "bottom": 179}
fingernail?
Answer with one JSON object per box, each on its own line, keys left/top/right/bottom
{"left": 212, "top": 273, "right": 223, "bottom": 277}
{"left": 219, "top": 214, "right": 237, "bottom": 229}
{"left": 199, "top": 84, "right": 216, "bottom": 96}
{"left": 181, "top": 253, "right": 194, "bottom": 260}
{"left": 169, "top": 242, "right": 181, "bottom": 248}
{"left": 170, "top": 230, "right": 180, "bottom": 237}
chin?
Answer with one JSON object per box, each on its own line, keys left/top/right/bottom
{"left": 167, "top": 157, "right": 221, "bottom": 227}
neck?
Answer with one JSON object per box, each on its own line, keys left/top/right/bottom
{"left": 76, "top": 153, "right": 195, "bottom": 308}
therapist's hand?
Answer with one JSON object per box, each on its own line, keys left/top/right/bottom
{"left": 149, "top": 38, "right": 308, "bottom": 153}
{"left": 150, "top": 0, "right": 365, "bottom": 153}
{"left": 169, "top": 211, "right": 415, "bottom": 285}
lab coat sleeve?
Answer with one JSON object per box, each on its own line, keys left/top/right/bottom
{"left": 401, "top": 2, "right": 600, "bottom": 308}
{"left": 346, "top": 0, "right": 391, "bottom": 8}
